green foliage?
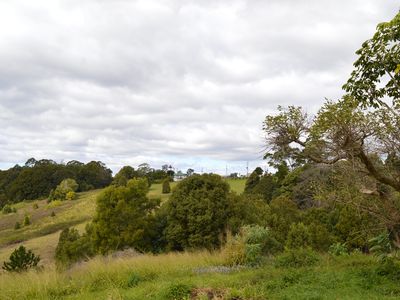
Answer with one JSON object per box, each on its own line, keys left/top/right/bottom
{"left": 55, "top": 228, "right": 94, "bottom": 268}
{"left": 244, "top": 167, "right": 263, "bottom": 193}
{"left": 343, "top": 12, "right": 400, "bottom": 108}
{"left": 65, "top": 191, "right": 76, "bottom": 201}
{"left": 162, "top": 178, "right": 171, "bottom": 194}
{"left": 165, "top": 174, "right": 231, "bottom": 250}
{"left": 91, "top": 178, "right": 159, "bottom": 254}
{"left": 23, "top": 215, "right": 31, "bottom": 226}
{"left": 285, "top": 223, "right": 311, "bottom": 250}
{"left": 369, "top": 233, "right": 392, "bottom": 261}
{"left": 126, "top": 272, "right": 142, "bottom": 288}
{"left": 275, "top": 248, "right": 319, "bottom": 268}
{"left": 2, "top": 245, "right": 40, "bottom": 272}
{"left": 51, "top": 211, "right": 56, "bottom": 217}
{"left": 2, "top": 204, "right": 13, "bottom": 214}
{"left": 32, "top": 203, "right": 39, "bottom": 209}
{"left": 329, "top": 243, "right": 349, "bottom": 256}
{"left": 163, "top": 282, "right": 192, "bottom": 300}
{"left": 14, "top": 221, "right": 21, "bottom": 230}
{"left": 49, "top": 178, "right": 78, "bottom": 201}
{"left": 223, "top": 225, "right": 282, "bottom": 266}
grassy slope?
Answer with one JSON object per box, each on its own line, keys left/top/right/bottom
{"left": 0, "top": 251, "right": 398, "bottom": 299}
{"left": 0, "top": 179, "right": 247, "bottom": 268}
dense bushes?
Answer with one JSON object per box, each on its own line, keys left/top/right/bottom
{"left": 48, "top": 178, "right": 78, "bottom": 201}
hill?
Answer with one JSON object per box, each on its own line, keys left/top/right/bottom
{"left": 0, "top": 179, "right": 246, "bottom": 268}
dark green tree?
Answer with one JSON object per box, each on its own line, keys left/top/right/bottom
{"left": 162, "top": 178, "right": 171, "bottom": 194}
{"left": 2, "top": 246, "right": 40, "bottom": 272}
{"left": 244, "top": 167, "right": 264, "bottom": 193}
{"left": 90, "top": 178, "right": 159, "bottom": 254}
{"left": 165, "top": 174, "right": 231, "bottom": 250}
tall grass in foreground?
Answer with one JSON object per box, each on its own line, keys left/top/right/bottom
{"left": 0, "top": 251, "right": 223, "bottom": 300}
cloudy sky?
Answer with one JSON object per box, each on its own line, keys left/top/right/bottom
{"left": 0, "top": 1, "right": 398, "bottom": 174}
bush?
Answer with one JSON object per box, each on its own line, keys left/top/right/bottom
{"left": 329, "top": 242, "right": 349, "bottom": 256}
{"left": 126, "top": 272, "right": 142, "bottom": 288}
{"left": 65, "top": 191, "right": 76, "bottom": 201}
{"left": 223, "top": 225, "right": 282, "bottom": 266}
{"left": 2, "top": 204, "right": 13, "bottom": 214}
{"left": 49, "top": 178, "right": 79, "bottom": 201}
{"left": 55, "top": 227, "right": 94, "bottom": 268}
{"left": 165, "top": 174, "right": 232, "bottom": 250}
{"left": 162, "top": 178, "right": 171, "bottom": 194}
{"left": 2, "top": 245, "right": 40, "bottom": 272}
{"left": 23, "top": 215, "right": 31, "bottom": 226}
{"left": 33, "top": 203, "right": 39, "bottom": 209}
{"left": 14, "top": 221, "right": 21, "bottom": 230}
{"left": 51, "top": 211, "right": 56, "bottom": 217}
{"left": 285, "top": 223, "right": 311, "bottom": 249}
{"left": 163, "top": 283, "right": 192, "bottom": 300}
{"left": 275, "top": 248, "right": 319, "bottom": 268}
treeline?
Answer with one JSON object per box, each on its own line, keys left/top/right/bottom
{"left": 0, "top": 159, "right": 174, "bottom": 208}
{"left": 0, "top": 158, "right": 113, "bottom": 206}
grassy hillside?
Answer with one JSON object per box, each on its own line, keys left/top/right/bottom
{"left": 0, "top": 250, "right": 398, "bottom": 299}
{"left": 0, "top": 179, "right": 246, "bottom": 268}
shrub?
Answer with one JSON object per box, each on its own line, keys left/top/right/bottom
{"left": 163, "top": 282, "right": 192, "bottom": 300}
{"left": 33, "top": 203, "right": 39, "bottom": 209}
{"left": 369, "top": 233, "right": 392, "bottom": 261}
{"left": 223, "top": 225, "right": 282, "bottom": 266}
{"left": 162, "top": 178, "right": 171, "bottom": 194}
{"left": 14, "top": 221, "right": 21, "bottom": 230}
{"left": 51, "top": 211, "right": 56, "bottom": 217}
{"left": 90, "top": 178, "right": 158, "bottom": 254}
{"left": 23, "top": 215, "right": 31, "bottom": 226}
{"left": 2, "top": 204, "right": 13, "bottom": 214}
{"left": 49, "top": 178, "right": 79, "bottom": 201}
{"left": 65, "top": 191, "right": 76, "bottom": 201}
{"left": 329, "top": 242, "right": 349, "bottom": 256}
{"left": 275, "top": 248, "right": 319, "bottom": 268}
{"left": 165, "top": 174, "right": 232, "bottom": 250}
{"left": 2, "top": 245, "right": 40, "bottom": 272}
{"left": 55, "top": 228, "right": 94, "bottom": 268}
{"left": 285, "top": 223, "right": 311, "bottom": 249}
{"left": 126, "top": 272, "right": 142, "bottom": 288}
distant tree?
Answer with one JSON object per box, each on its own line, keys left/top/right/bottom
{"left": 186, "top": 168, "right": 194, "bottom": 177}
{"left": 113, "top": 166, "right": 137, "bottom": 186}
{"left": 49, "top": 178, "right": 78, "bottom": 201}
{"left": 23, "top": 215, "right": 31, "bottom": 226}
{"left": 165, "top": 174, "right": 232, "bottom": 250}
{"left": 2, "top": 246, "right": 40, "bottom": 272}
{"left": 14, "top": 221, "right": 21, "bottom": 230}
{"left": 244, "top": 167, "right": 263, "bottom": 193}
{"left": 162, "top": 178, "right": 171, "bottom": 194}
{"left": 91, "top": 178, "right": 159, "bottom": 254}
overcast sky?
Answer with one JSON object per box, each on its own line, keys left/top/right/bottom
{"left": 0, "top": 1, "right": 398, "bottom": 174}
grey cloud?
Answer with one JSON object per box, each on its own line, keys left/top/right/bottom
{"left": 0, "top": 0, "right": 398, "bottom": 173}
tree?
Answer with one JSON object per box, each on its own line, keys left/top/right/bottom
{"left": 2, "top": 246, "right": 40, "bottom": 272}
{"left": 263, "top": 98, "right": 400, "bottom": 193}
{"left": 186, "top": 168, "right": 194, "bottom": 176}
{"left": 162, "top": 178, "right": 171, "bottom": 194}
{"left": 165, "top": 174, "right": 232, "bottom": 250}
{"left": 343, "top": 12, "right": 400, "bottom": 109}
{"left": 244, "top": 167, "right": 264, "bottom": 193}
{"left": 90, "top": 178, "right": 159, "bottom": 254}
{"left": 113, "top": 166, "right": 137, "bottom": 186}
{"left": 49, "top": 178, "right": 78, "bottom": 201}
{"left": 55, "top": 227, "right": 93, "bottom": 267}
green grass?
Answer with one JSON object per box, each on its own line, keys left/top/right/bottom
{"left": 224, "top": 178, "right": 246, "bottom": 194}
{"left": 0, "top": 251, "right": 399, "bottom": 299}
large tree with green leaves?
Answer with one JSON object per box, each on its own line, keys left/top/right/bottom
{"left": 165, "top": 174, "right": 232, "bottom": 250}
{"left": 90, "top": 178, "right": 159, "bottom": 254}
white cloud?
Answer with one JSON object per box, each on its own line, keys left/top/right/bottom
{"left": 0, "top": 0, "right": 398, "bottom": 173}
